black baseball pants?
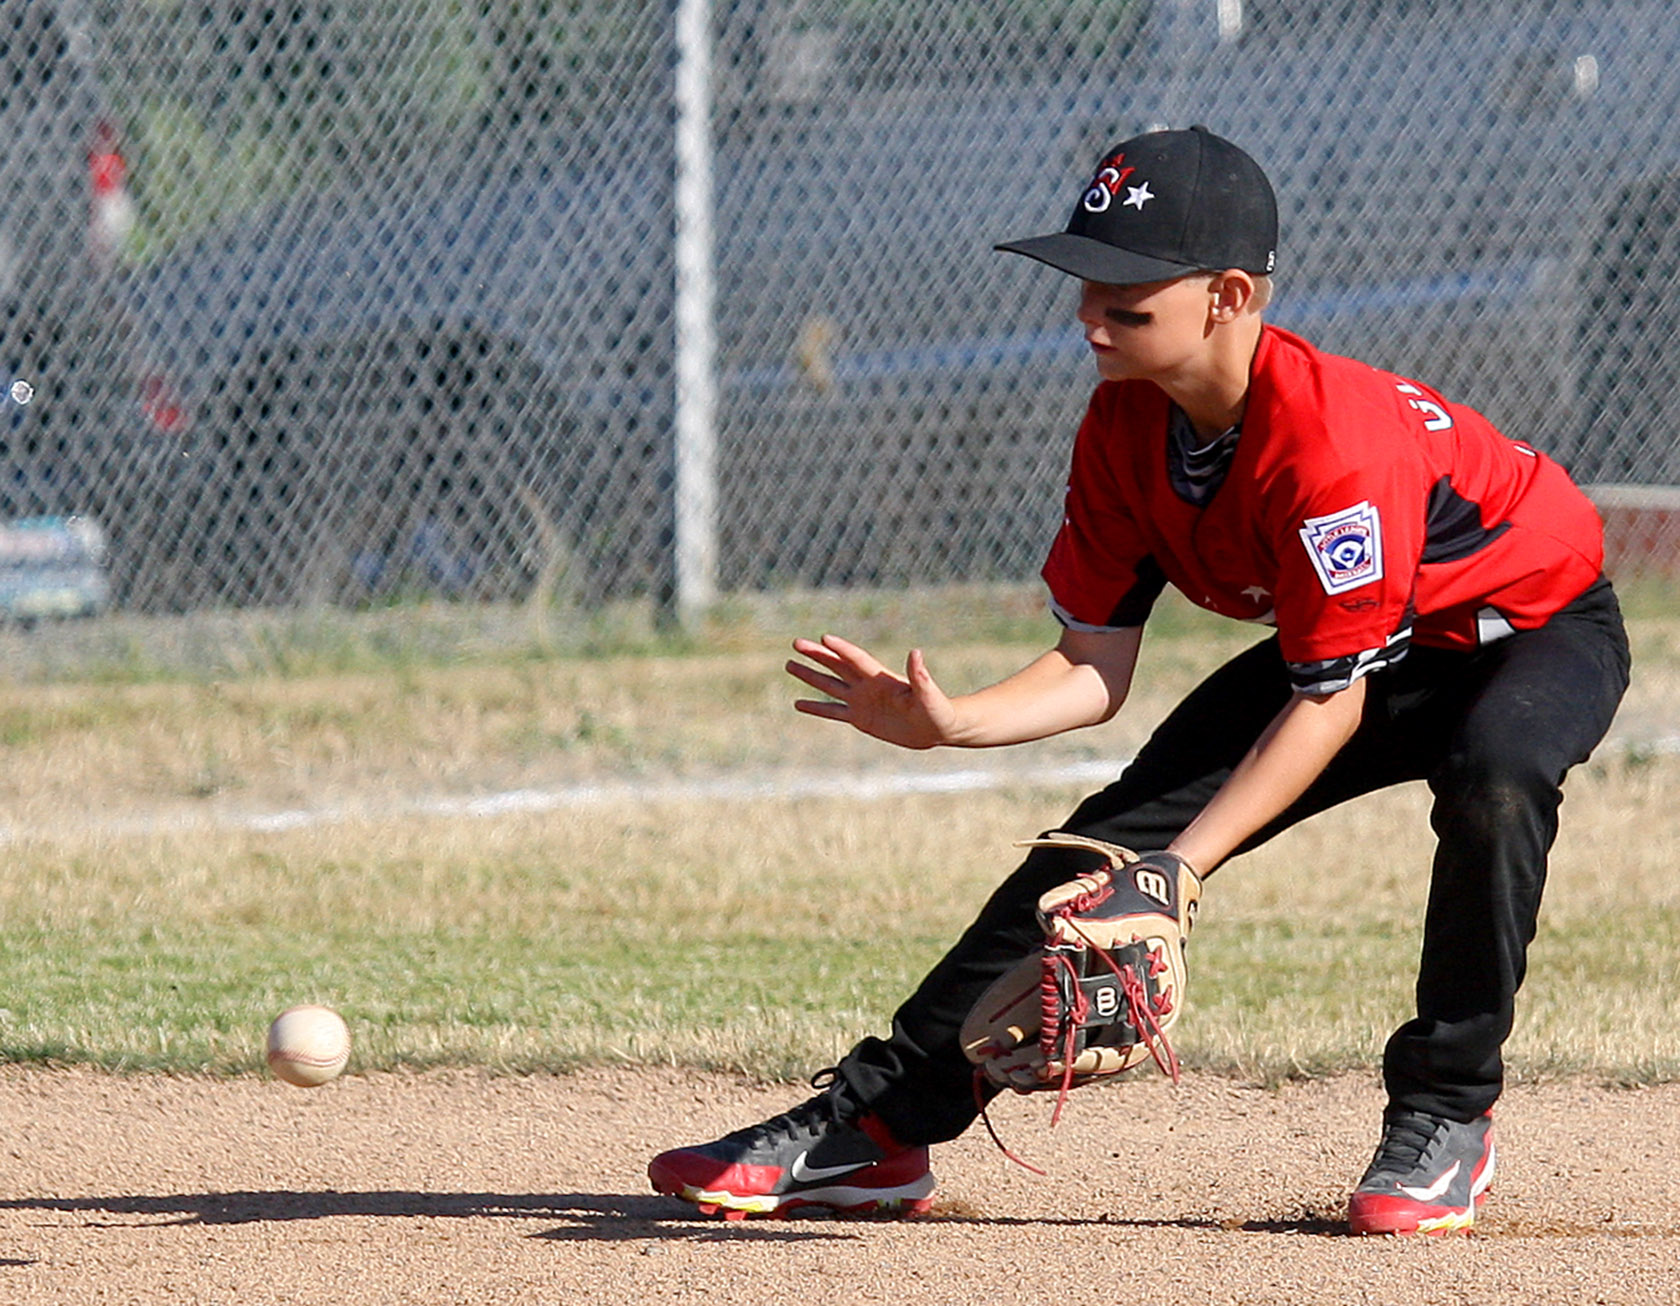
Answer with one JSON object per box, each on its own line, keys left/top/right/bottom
{"left": 832, "top": 577, "right": 1631, "bottom": 1144}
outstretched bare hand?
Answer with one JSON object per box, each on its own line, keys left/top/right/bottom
{"left": 786, "top": 634, "right": 961, "bottom": 749}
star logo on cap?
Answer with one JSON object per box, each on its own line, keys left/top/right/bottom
{"left": 1122, "top": 182, "right": 1155, "bottom": 210}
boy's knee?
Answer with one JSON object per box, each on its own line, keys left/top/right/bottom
{"left": 1429, "top": 751, "right": 1560, "bottom": 846}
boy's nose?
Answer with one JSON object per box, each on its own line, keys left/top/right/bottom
{"left": 1075, "top": 284, "right": 1105, "bottom": 329}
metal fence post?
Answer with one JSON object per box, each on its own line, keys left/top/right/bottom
{"left": 673, "top": 0, "right": 720, "bottom": 627}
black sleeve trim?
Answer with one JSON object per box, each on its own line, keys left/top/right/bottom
{"left": 1287, "top": 618, "right": 1413, "bottom": 695}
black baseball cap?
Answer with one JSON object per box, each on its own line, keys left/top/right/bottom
{"left": 996, "top": 126, "right": 1278, "bottom": 285}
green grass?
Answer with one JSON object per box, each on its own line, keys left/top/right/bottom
{"left": 0, "top": 586, "right": 1674, "bottom": 1086}
{"left": 0, "top": 920, "right": 942, "bottom": 1080}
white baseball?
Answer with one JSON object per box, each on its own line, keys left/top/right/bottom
{"left": 266, "top": 1005, "right": 351, "bottom": 1087}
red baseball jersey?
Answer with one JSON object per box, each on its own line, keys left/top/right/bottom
{"left": 1042, "top": 325, "right": 1605, "bottom": 693}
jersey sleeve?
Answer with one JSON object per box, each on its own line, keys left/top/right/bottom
{"left": 1041, "top": 389, "right": 1168, "bottom": 631}
{"left": 1269, "top": 453, "right": 1426, "bottom": 695}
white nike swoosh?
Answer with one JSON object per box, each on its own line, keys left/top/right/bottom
{"left": 789, "top": 1150, "right": 870, "bottom": 1183}
{"left": 1399, "top": 1159, "right": 1460, "bottom": 1202}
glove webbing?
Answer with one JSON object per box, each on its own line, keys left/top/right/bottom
{"left": 1048, "top": 913, "right": 1182, "bottom": 1121}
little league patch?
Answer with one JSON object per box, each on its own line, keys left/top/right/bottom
{"left": 1299, "top": 500, "right": 1384, "bottom": 595}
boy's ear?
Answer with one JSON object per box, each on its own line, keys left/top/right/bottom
{"left": 1207, "top": 269, "right": 1258, "bottom": 323}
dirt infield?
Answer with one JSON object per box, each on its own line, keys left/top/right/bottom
{"left": 1, "top": 1067, "right": 1677, "bottom": 1304}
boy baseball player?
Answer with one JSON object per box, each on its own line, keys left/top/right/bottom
{"left": 648, "top": 126, "right": 1631, "bottom": 1234}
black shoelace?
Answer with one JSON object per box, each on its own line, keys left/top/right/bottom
{"left": 725, "top": 1068, "right": 846, "bottom": 1145}
{"left": 1369, "top": 1111, "right": 1444, "bottom": 1173}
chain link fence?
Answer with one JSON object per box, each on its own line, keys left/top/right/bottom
{"left": 1, "top": 0, "right": 1678, "bottom": 629}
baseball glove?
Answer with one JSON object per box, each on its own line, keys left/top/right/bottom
{"left": 960, "top": 834, "right": 1201, "bottom": 1107}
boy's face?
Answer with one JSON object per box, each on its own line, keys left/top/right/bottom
{"left": 1076, "top": 274, "right": 1220, "bottom": 384}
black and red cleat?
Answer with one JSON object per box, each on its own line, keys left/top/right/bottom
{"left": 1348, "top": 1109, "right": 1494, "bottom": 1235}
{"left": 649, "top": 1085, "right": 934, "bottom": 1219}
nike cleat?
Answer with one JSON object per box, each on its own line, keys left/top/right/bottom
{"left": 648, "top": 1083, "right": 935, "bottom": 1219}
{"left": 1348, "top": 1109, "right": 1495, "bottom": 1236}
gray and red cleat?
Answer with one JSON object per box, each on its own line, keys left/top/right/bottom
{"left": 1348, "top": 1109, "right": 1495, "bottom": 1235}
{"left": 648, "top": 1087, "right": 935, "bottom": 1219}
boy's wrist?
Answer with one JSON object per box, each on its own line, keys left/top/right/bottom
{"left": 938, "top": 697, "right": 981, "bottom": 748}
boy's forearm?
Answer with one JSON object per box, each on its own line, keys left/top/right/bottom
{"left": 1170, "top": 678, "right": 1367, "bottom": 873}
{"left": 944, "top": 651, "right": 1119, "bottom": 747}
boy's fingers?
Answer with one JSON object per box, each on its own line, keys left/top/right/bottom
{"left": 786, "top": 660, "right": 848, "bottom": 698}
{"left": 819, "top": 633, "right": 884, "bottom": 673}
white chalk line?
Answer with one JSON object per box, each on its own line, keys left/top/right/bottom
{"left": 9, "top": 732, "right": 1680, "bottom": 845}
{"left": 0, "top": 759, "right": 1127, "bottom": 845}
